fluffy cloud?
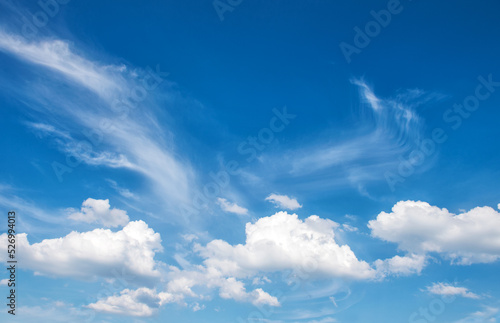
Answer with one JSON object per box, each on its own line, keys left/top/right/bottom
{"left": 374, "top": 253, "right": 426, "bottom": 277}
{"left": 0, "top": 221, "right": 163, "bottom": 281}
{"left": 265, "top": 194, "right": 302, "bottom": 210}
{"left": 86, "top": 287, "right": 175, "bottom": 317}
{"left": 217, "top": 198, "right": 248, "bottom": 215}
{"left": 163, "top": 266, "right": 280, "bottom": 307}
{"left": 368, "top": 201, "right": 500, "bottom": 264}
{"left": 218, "top": 277, "right": 279, "bottom": 306}
{"left": 198, "top": 211, "right": 375, "bottom": 280}
{"left": 148, "top": 211, "right": 376, "bottom": 308}
{"left": 425, "top": 282, "right": 479, "bottom": 299}
{"left": 67, "top": 198, "right": 129, "bottom": 227}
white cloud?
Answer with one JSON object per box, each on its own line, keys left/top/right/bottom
{"left": 191, "top": 302, "right": 205, "bottom": 312}
{"left": 252, "top": 276, "right": 271, "bottom": 285}
{"left": 198, "top": 211, "right": 375, "bottom": 280}
{"left": 219, "top": 277, "right": 280, "bottom": 306}
{"left": 265, "top": 194, "right": 302, "bottom": 210}
{"left": 374, "top": 253, "right": 426, "bottom": 277}
{"left": 67, "top": 198, "right": 129, "bottom": 228}
{"left": 86, "top": 287, "right": 175, "bottom": 317}
{"left": 217, "top": 198, "right": 248, "bottom": 215}
{"left": 0, "top": 299, "right": 94, "bottom": 323}
{"left": 162, "top": 266, "right": 280, "bottom": 307}
{"left": 182, "top": 234, "right": 198, "bottom": 242}
{"left": 26, "top": 122, "right": 72, "bottom": 140}
{"left": 368, "top": 201, "right": 500, "bottom": 264}
{"left": 426, "top": 282, "right": 479, "bottom": 299}
{"left": 152, "top": 212, "right": 370, "bottom": 308}
{"left": 454, "top": 306, "right": 499, "bottom": 323}
{"left": 0, "top": 279, "right": 8, "bottom": 286}
{"left": 106, "top": 179, "right": 136, "bottom": 199}
{"left": 0, "top": 221, "right": 163, "bottom": 281}
{"left": 257, "top": 81, "right": 442, "bottom": 197}
{"left": 341, "top": 224, "right": 358, "bottom": 232}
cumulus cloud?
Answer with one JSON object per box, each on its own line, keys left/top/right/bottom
{"left": 425, "top": 282, "right": 479, "bottom": 299}
{"left": 374, "top": 254, "right": 426, "bottom": 277}
{"left": 149, "top": 211, "right": 382, "bottom": 308}
{"left": 67, "top": 198, "right": 129, "bottom": 227}
{"left": 368, "top": 201, "right": 500, "bottom": 264}
{"left": 86, "top": 287, "right": 176, "bottom": 317}
{"left": 0, "top": 221, "right": 163, "bottom": 281}
{"left": 198, "top": 211, "right": 375, "bottom": 280}
{"left": 0, "top": 279, "right": 8, "bottom": 286}
{"left": 265, "top": 194, "right": 302, "bottom": 210}
{"left": 217, "top": 198, "right": 248, "bottom": 215}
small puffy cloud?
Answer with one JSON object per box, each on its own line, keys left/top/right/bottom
{"left": 198, "top": 211, "right": 375, "bottom": 280}
{"left": 67, "top": 198, "right": 129, "bottom": 228}
{"left": 368, "top": 201, "right": 500, "bottom": 264}
{"left": 191, "top": 302, "right": 205, "bottom": 312}
{"left": 341, "top": 224, "right": 358, "bottom": 232}
{"left": 252, "top": 276, "right": 271, "bottom": 285}
{"left": 217, "top": 198, "right": 248, "bottom": 215}
{"left": 374, "top": 254, "right": 426, "bottom": 277}
{"left": 265, "top": 194, "right": 302, "bottom": 210}
{"left": 182, "top": 234, "right": 198, "bottom": 242}
{"left": 0, "top": 221, "right": 163, "bottom": 281}
{"left": 219, "top": 277, "right": 279, "bottom": 306}
{"left": 426, "top": 282, "right": 479, "bottom": 299}
{"left": 0, "top": 279, "right": 8, "bottom": 286}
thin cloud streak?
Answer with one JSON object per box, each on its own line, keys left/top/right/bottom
{"left": 0, "top": 30, "right": 195, "bottom": 215}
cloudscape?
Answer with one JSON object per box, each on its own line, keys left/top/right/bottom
{"left": 0, "top": 1, "right": 499, "bottom": 322}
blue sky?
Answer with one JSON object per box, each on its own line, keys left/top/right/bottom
{"left": 0, "top": 0, "right": 500, "bottom": 322}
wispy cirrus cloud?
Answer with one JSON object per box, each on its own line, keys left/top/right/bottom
{"left": 255, "top": 79, "right": 442, "bottom": 197}
{"left": 0, "top": 30, "right": 196, "bottom": 216}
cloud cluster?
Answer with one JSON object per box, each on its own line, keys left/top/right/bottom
{"left": 198, "top": 211, "right": 375, "bottom": 280}
{"left": 368, "top": 201, "right": 500, "bottom": 264}
{"left": 67, "top": 198, "right": 129, "bottom": 227}
{"left": 0, "top": 220, "right": 163, "bottom": 281}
